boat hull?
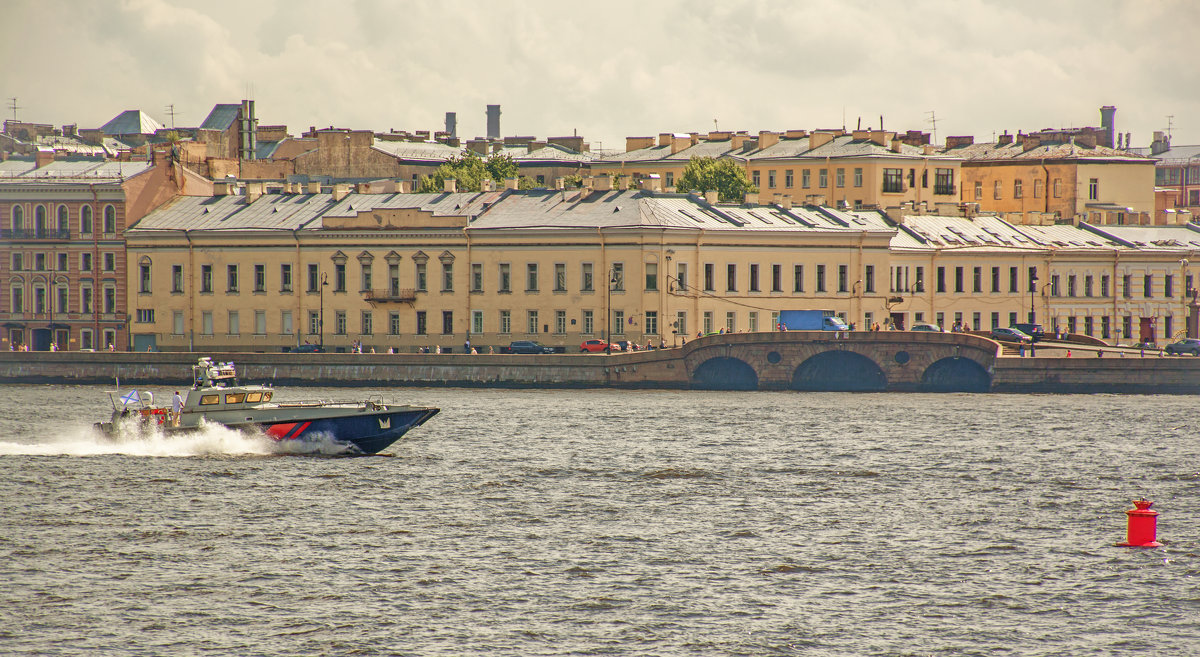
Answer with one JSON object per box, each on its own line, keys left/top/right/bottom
{"left": 260, "top": 407, "right": 439, "bottom": 454}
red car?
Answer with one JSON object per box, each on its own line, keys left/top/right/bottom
{"left": 580, "top": 339, "right": 610, "bottom": 353}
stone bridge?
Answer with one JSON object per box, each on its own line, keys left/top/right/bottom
{"left": 676, "top": 331, "right": 1000, "bottom": 392}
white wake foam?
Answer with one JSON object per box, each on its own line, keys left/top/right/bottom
{"left": 0, "top": 418, "right": 343, "bottom": 457}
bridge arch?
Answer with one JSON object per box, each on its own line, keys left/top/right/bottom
{"left": 920, "top": 357, "right": 992, "bottom": 393}
{"left": 792, "top": 351, "right": 886, "bottom": 392}
{"left": 691, "top": 357, "right": 759, "bottom": 390}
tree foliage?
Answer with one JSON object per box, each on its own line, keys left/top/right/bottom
{"left": 417, "top": 153, "right": 521, "bottom": 193}
{"left": 675, "top": 156, "right": 756, "bottom": 203}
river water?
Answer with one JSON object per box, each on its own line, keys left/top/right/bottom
{"left": 0, "top": 384, "right": 1196, "bottom": 656}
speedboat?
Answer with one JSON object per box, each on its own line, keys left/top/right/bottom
{"left": 94, "top": 357, "right": 439, "bottom": 455}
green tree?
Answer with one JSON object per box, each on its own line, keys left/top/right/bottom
{"left": 417, "top": 153, "right": 521, "bottom": 193}
{"left": 675, "top": 156, "right": 756, "bottom": 203}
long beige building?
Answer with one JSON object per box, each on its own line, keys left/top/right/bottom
{"left": 124, "top": 180, "right": 1200, "bottom": 353}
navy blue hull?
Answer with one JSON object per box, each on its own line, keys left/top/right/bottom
{"left": 263, "top": 407, "right": 439, "bottom": 455}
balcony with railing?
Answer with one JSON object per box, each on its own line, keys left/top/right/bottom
{"left": 363, "top": 288, "right": 417, "bottom": 303}
{"left": 934, "top": 184, "right": 957, "bottom": 196}
{"left": 0, "top": 227, "right": 72, "bottom": 240}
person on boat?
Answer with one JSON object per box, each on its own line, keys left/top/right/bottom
{"left": 172, "top": 391, "right": 183, "bottom": 426}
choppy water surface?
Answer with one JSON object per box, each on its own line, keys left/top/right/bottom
{"left": 1, "top": 385, "right": 1197, "bottom": 656}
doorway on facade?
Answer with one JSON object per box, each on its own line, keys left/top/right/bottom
{"left": 889, "top": 313, "right": 906, "bottom": 330}
{"left": 54, "top": 329, "right": 69, "bottom": 350}
{"left": 1139, "top": 317, "right": 1156, "bottom": 343}
{"left": 7, "top": 328, "right": 25, "bottom": 350}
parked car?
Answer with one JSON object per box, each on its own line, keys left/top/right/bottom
{"left": 291, "top": 343, "right": 325, "bottom": 353}
{"left": 508, "top": 340, "right": 555, "bottom": 354}
{"left": 1129, "top": 341, "right": 1157, "bottom": 350}
{"left": 611, "top": 340, "right": 632, "bottom": 352}
{"left": 910, "top": 323, "right": 944, "bottom": 332}
{"left": 1012, "top": 323, "right": 1046, "bottom": 342}
{"left": 990, "top": 327, "right": 1033, "bottom": 344}
{"left": 580, "top": 339, "right": 610, "bottom": 353}
{"left": 1165, "top": 338, "right": 1200, "bottom": 356}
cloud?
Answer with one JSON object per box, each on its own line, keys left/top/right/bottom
{"left": 1, "top": 0, "right": 1197, "bottom": 149}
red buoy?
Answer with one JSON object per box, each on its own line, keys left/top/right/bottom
{"left": 1117, "top": 499, "right": 1162, "bottom": 547}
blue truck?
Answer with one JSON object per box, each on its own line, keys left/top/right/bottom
{"left": 778, "top": 310, "right": 850, "bottom": 331}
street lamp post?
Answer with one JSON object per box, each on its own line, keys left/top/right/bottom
{"left": 1029, "top": 270, "right": 1039, "bottom": 323}
{"left": 605, "top": 266, "right": 618, "bottom": 354}
{"left": 319, "top": 272, "right": 328, "bottom": 351}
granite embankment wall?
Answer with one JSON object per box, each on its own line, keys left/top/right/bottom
{"left": 1, "top": 347, "right": 1198, "bottom": 393}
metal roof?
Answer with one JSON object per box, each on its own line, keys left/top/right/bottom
{"left": 199, "top": 104, "right": 241, "bottom": 131}
{"left": 99, "top": 110, "right": 162, "bottom": 135}
{"left": 0, "top": 159, "right": 152, "bottom": 181}
{"left": 128, "top": 193, "right": 335, "bottom": 232}
{"left": 371, "top": 141, "right": 464, "bottom": 162}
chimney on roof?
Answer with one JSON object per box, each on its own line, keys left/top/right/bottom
{"left": 1151, "top": 131, "right": 1170, "bottom": 155}
{"left": 213, "top": 181, "right": 232, "bottom": 196}
{"left": 1100, "top": 105, "right": 1116, "bottom": 147}
{"left": 618, "top": 175, "right": 631, "bottom": 191}
{"left": 444, "top": 178, "right": 457, "bottom": 193}
{"left": 504, "top": 177, "right": 520, "bottom": 191}
{"left": 481, "top": 178, "right": 494, "bottom": 192}
{"left": 945, "top": 135, "right": 974, "bottom": 149}
{"left": 626, "top": 136, "right": 655, "bottom": 151}
{"left": 332, "top": 183, "right": 350, "bottom": 202}
{"left": 307, "top": 181, "right": 321, "bottom": 194}
{"left": 781, "top": 195, "right": 792, "bottom": 210}
{"left": 554, "top": 177, "right": 565, "bottom": 190}
{"left": 890, "top": 138, "right": 902, "bottom": 153}
{"left": 730, "top": 133, "right": 752, "bottom": 150}
{"left": 486, "top": 105, "right": 501, "bottom": 139}
{"left": 997, "top": 131, "right": 1013, "bottom": 146}
{"left": 246, "top": 181, "right": 265, "bottom": 203}
{"left": 758, "top": 131, "right": 780, "bottom": 150}
{"left": 445, "top": 112, "right": 457, "bottom": 139}
{"left": 809, "top": 131, "right": 836, "bottom": 150}
{"left": 594, "top": 175, "right": 613, "bottom": 192}
{"left": 704, "top": 190, "right": 718, "bottom": 204}
{"left": 744, "top": 192, "right": 756, "bottom": 205}
{"left": 806, "top": 194, "right": 826, "bottom": 206}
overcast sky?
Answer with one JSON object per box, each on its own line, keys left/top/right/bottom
{"left": 2, "top": 0, "right": 1198, "bottom": 151}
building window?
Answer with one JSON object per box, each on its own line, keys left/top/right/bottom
{"left": 768, "top": 170, "right": 776, "bottom": 188}
{"left": 334, "top": 311, "right": 346, "bottom": 335}
{"left": 993, "top": 180, "right": 1002, "bottom": 200}
{"left": 854, "top": 168, "right": 863, "bottom": 187}
{"left": 388, "top": 264, "right": 399, "bottom": 296}
{"left": 1101, "top": 275, "right": 1110, "bottom": 298}
{"left": 281, "top": 310, "right": 293, "bottom": 335}
{"left": 472, "top": 310, "right": 483, "bottom": 334}
{"left": 254, "top": 310, "right": 266, "bottom": 335}
{"left": 915, "top": 267, "right": 925, "bottom": 292}
{"left": 139, "top": 262, "right": 151, "bottom": 293}
{"left": 1050, "top": 274, "right": 1060, "bottom": 296}
{"left": 704, "top": 263, "right": 714, "bottom": 291}
{"left": 388, "top": 311, "right": 400, "bottom": 335}
{"left": 332, "top": 262, "right": 345, "bottom": 292}
{"left": 955, "top": 267, "right": 964, "bottom": 293}
{"left": 1165, "top": 275, "right": 1174, "bottom": 298}
{"left": 227, "top": 264, "right": 239, "bottom": 293}
{"left": 526, "top": 263, "right": 539, "bottom": 292}
{"left": 865, "top": 265, "right": 875, "bottom": 293}
{"left": 1143, "top": 274, "right": 1153, "bottom": 298}
{"left": 793, "top": 265, "right": 804, "bottom": 293}
{"left": 838, "top": 265, "right": 848, "bottom": 293}
{"left": 1067, "top": 275, "right": 1077, "bottom": 297}
{"left": 361, "top": 311, "right": 373, "bottom": 335}
{"left": 1085, "top": 275, "right": 1094, "bottom": 298}
{"left": 665, "top": 172, "right": 674, "bottom": 187}
{"left": 555, "top": 310, "right": 566, "bottom": 334}
{"left": 1122, "top": 275, "right": 1131, "bottom": 298}
{"left": 974, "top": 181, "right": 983, "bottom": 200}
{"left": 360, "top": 263, "right": 372, "bottom": 292}
{"left": 771, "top": 264, "right": 782, "bottom": 292}
{"left": 1014, "top": 179, "right": 1023, "bottom": 199}
{"left": 103, "top": 205, "right": 116, "bottom": 233}
{"left": 1009, "top": 267, "right": 1018, "bottom": 293}
{"left": 307, "top": 264, "right": 319, "bottom": 292}
{"left": 645, "top": 311, "right": 658, "bottom": 335}
{"left": 882, "top": 168, "right": 902, "bottom": 193}
{"left": 104, "top": 253, "right": 116, "bottom": 272}
{"left": 1053, "top": 178, "right": 1062, "bottom": 198}
{"left": 441, "top": 311, "right": 453, "bottom": 335}
{"left": 802, "top": 169, "right": 810, "bottom": 188}
{"left": 1034, "top": 179, "right": 1044, "bottom": 198}
{"left": 80, "top": 206, "right": 92, "bottom": 234}
{"left": 785, "top": 170, "right": 793, "bottom": 188}
{"left": 703, "top": 311, "right": 714, "bottom": 334}
{"left": 10, "top": 287, "right": 23, "bottom": 313}
{"left": 725, "top": 312, "right": 736, "bottom": 333}
{"left": 201, "top": 265, "right": 213, "bottom": 293}
{"left": 749, "top": 264, "right": 759, "bottom": 292}
{"left": 411, "top": 262, "right": 425, "bottom": 292}
{"left": 644, "top": 262, "right": 657, "bottom": 291}
{"left": 990, "top": 267, "right": 1000, "bottom": 293}
{"left": 228, "top": 310, "right": 240, "bottom": 335}
{"left": 991, "top": 312, "right": 1000, "bottom": 329}
{"left": 55, "top": 285, "right": 67, "bottom": 313}
{"left": 816, "top": 265, "right": 826, "bottom": 293}
{"left": 527, "top": 310, "right": 539, "bottom": 334}
{"left": 613, "top": 310, "right": 623, "bottom": 335}
{"left": 203, "top": 311, "right": 215, "bottom": 336}
{"left": 281, "top": 264, "right": 292, "bottom": 293}
{"left": 499, "top": 310, "right": 511, "bottom": 334}
{"left": 1089, "top": 178, "right": 1099, "bottom": 200}
{"left": 582, "top": 309, "right": 593, "bottom": 334}
{"left": 306, "top": 311, "right": 319, "bottom": 335}
{"left": 836, "top": 168, "right": 845, "bottom": 188}
{"left": 932, "top": 169, "right": 954, "bottom": 195}
{"left": 937, "top": 267, "right": 946, "bottom": 293}
{"left": 499, "top": 263, "right": 511, "bottom": 292}
{"left": 581, "top": 263, "right": 594, "bottom": 292}
{"left": 471, "top": 263, "right": 483, "bottom": 292}
{"left": 441, "top": 261, "right": 453, "bottom": 292}
{"left": 752, "top": 170, "right": 760, "bottom": 187}
{"left": 675, "top": 262, "right": 688, "bottom": 292}
{"left": 254, "top": 264, "right": 266, "bottom": 292}
{"left": 172, "top": 311, "right": 185, "bottom": 335}
{"left": 726, "top": 264, "right": 737, "bottom": 292}
{"left": 819, "top": 169, "right": 828, "bottom": 188}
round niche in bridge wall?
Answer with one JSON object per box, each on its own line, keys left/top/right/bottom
{"left": 791, "top": 351, "right": 886, "bottom": 392}
{"left": 691, "top": 357, "right": 759, "bottom": 391}
{"left": 920, "top": 357, "right": 991, "bottom": 393}
{"left": 766, "top": 351, "right": 782, "bottom": 364}
{"left": 894, "top": 351, "right": 911, "bottom": 364}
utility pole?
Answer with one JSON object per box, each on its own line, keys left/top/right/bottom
{"left": 7, "top": 97, "right": 20, "bottom": 123}
{"left": 926, "top": 110, "right": 938, "bottom": 143}
{"left": 164, "top": 104, "right": 179, "bottom": 128}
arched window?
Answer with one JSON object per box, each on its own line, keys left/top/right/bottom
{"left": 103, "top": 205, "right": 116, "bottom": 234}
{"left": 11, "top": 205, "right": 22, "bottom": 232}
{"left": 57, "top": 205, "right": 69, "bottom": 234}
{"left": 34, "top": 205, "right": 47, "bottom": 237}
{"left": 80, "top": 206, "right": 93, "bottom": 234}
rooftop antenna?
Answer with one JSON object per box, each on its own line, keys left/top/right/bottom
{"left": 926, "top": 110, "right": 938, "bottom": 143}
{"left": 713, "top": 118, "right": 718, "bottom": 131}
{"left": 1167, "top": 115, "right": 1174, "bottom": 139}
{"left": 164, "top": 104, "right": 179, "bottom": 128}
{"left": 7, "top": 97, "right": 20, "bottom": 122}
